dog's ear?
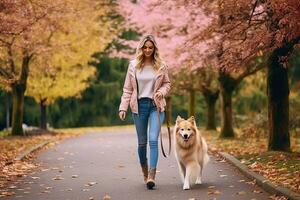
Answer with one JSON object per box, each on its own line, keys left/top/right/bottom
{"left": 187, "top": 116, "right": 197, "bottom": 126}
{"left": 176, "top": 115, "right": 184, "bottom": 124}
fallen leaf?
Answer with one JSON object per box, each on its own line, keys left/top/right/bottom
{"left": 246, "top": 180, "right": 256, "bottom": 185}
{"left": 214, "top": 190, "right": 222, "bottom": 195}
{"left": 52, "top": 175, "right": 64, "bottom": 180}
{"left": 236, "top": 191, "right": 246, "bottom": 195}
{"left": 250, "top": 162, "right": 258, "bottom": 168}
{"left": 103, "top": 194, "right": 111, "bottom": 200}
{"left": 87, "top": 182, "right": 97, "bottom": 186}
{"left": 241, "top": 159, "right": 246, "bottom": 163}
{"left": 208, "top": 190, "right": 221, "bottom": 195}
{"left": 0, "top": 191, "right": 15, "bottom": 196}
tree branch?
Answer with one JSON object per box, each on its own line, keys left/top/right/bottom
{"left": 0, "top": 67, "right": 11, "bottom": 79}
{"left": 7, "top": 44, "right": 15, "bottom": 73}
{"left": 283, "top": 35, "right": 300, "bottom": 55}
{"left": 236, "top": 62, "right": 265, "bottom": 83}
{"left": 248, "top": 0, "right": 258, "bottom": 25}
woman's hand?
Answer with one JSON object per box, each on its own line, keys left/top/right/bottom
{"left": 119, "top": 111, "right": 126, "bottom": 121}
{"left": 154, "top": 91, "right": 163, "bottom": 100}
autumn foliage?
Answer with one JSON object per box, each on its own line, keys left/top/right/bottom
{"left": 117, "top": 0, "right": 300, "bottom": 150}
{"left": 0, "top": 0, "right": 119, "bottom": 134}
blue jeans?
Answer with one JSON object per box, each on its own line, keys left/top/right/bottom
{"left": 132, "top": 98, "right": 165, "bottom": 169}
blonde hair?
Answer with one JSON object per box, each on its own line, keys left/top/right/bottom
{"left": 135, "top": 34, "right": 163, "bottom": 71}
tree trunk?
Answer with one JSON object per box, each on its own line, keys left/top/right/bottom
{"left": 203, "top": 90, "right": 219, "bottom": 130}
{"left": 267, "top": 49, "right": 290, "bottom": 151}
{"left": 11, "top": 55, "right": 30, "bottom": 136}
{"left": 218, "top": 72, "right": 236, "bottom": 138}
{"left": 188, "top": 90, "right": 195, "bottom": 117}
{"left": 6, "top": 93, "right": 10, "bottom": 129}
{"left": 165, "top": 96, "right": 172, "bottom": 125}
{"left": 40, "top": 99, "right": 47, "bottom": 130}
{"left": 11, "top": 84, "right": 25, "bottom": 135}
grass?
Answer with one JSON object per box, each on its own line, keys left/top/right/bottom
{"left": 0, "top": 130, "right": 10, "bottom": 137}
{"left": 55, "top": 124, "right": 134, "bottom": 135}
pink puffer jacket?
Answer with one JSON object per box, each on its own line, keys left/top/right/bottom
{"left": 119, "top": 59, "right": 171, "bottom": 114}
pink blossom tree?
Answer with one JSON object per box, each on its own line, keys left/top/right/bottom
{"left": 128, "top": 0, "right": 300, "bottom": 150}
{"left": 117, "top": 0, "right": 265, "bottom": 135}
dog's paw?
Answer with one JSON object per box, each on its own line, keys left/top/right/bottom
{"left": 183, "top": 184, "right": 190, "bottom": 190}
{"left": 195, "top": 177, "right": 202, "bottom": 184}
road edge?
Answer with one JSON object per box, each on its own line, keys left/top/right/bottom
{"left": 219, "top": 152, "right": 300, "bottom": 200}
{"left": 15, "top": 141, "right": 51, "bottom": 161}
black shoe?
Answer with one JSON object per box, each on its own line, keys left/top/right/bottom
{"left": 146, "top": 180, "right": 155, "bottom": 189}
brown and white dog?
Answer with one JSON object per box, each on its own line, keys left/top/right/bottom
{"left": 174, "top": 116, "right": 209, "bottom": 190}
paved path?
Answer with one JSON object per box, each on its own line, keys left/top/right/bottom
{"left": 1, "top": 128, "right": 271, "bottom": 200}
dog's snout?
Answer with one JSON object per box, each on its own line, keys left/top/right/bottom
{"left": 183, "top": 134, "right": 188, "bottom": 139}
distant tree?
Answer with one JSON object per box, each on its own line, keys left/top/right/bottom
{"left": 27, "top": 65, "right": 96, "bottom": 129}
{"left": 170, "top": 64, "right": 219, "bottom": 129}
{"left": 48, "top": 55, "right": 129, "bottom": 127}
{"left": 0, "top": 0, "right": 119, "bottom": 135}
{"left": 198, "top": 65, "right": 219, "bottom": 130}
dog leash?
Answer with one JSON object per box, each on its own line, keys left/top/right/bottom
{"left": 157, "top": 103, "right": 171, "bottom": 158}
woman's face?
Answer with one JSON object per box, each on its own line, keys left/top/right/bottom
{"left": 142, "top": 40, "right": 154, "bottom": 58}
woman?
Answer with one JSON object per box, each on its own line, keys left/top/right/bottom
{"left": 119, "top": 35, "right": 171, "bottom": 189}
